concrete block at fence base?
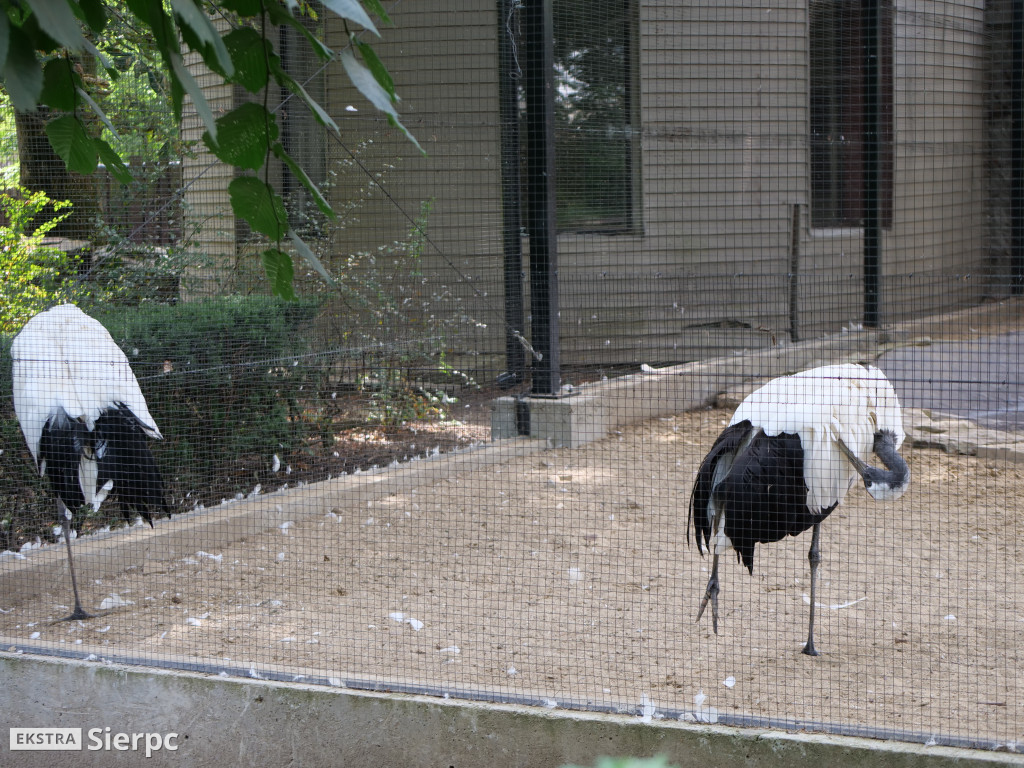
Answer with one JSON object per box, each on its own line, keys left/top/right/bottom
{"left": 491, "top": 329, "right": 896, "bottom": 449}
{"left": 492, "top": 394, "right": 612, "bottom": 449}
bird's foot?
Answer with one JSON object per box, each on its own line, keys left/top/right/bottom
{"left": 696, "top": 573, "right": 720, "bottom": 634}
{"left": 57, "top": 606, "right": 97, "bottom": 622}
{"left": 801, "top": 640, "right": 819, "bottom": 656}
{"left": 54, "top": 603, "right": 110, "bottom": 623}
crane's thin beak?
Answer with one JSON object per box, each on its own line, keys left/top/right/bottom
{"left": 834, "top": 434, "right": 869, "bottom": 474}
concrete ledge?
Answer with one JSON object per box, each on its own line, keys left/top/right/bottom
{"left": 494, "top": 331, "right": 885, "bottom": 448}
{"left": 1, "top": 652, "right": 1019, "bottom": 767}
{"left": 902, "top": 409, "right": 1024, "bottom": 462}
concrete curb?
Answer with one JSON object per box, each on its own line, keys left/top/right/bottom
{"left": 1, "top": 652, "right": 1020, "bottom": 767}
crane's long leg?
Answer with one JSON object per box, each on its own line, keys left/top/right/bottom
{"left": 58, "top": 502, "right": 95, "bottom": 622}
{"left": 696, "top": 554, "right": 721, "bottom": 633}
{"left": 802, "top": 523, "right": 822, "bottom": 656}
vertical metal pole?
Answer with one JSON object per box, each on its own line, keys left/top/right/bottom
{"left": 523, "top": 0, "right": 560, "bottom": 396}
{"left": 498, "top": 0, "right": 527, "bottom": 385}
{"left": 863, "top": 0, "right": 882, "bottom": 326}
{"left": 789, "top": 204, "right": 801, "bottom": 342}
{"left": 1012, "top": 0, "right": 1024, "bottom": 294}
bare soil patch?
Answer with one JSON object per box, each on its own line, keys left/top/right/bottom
{"left": 1, "top": 408, "right": 1021, "bottom": 747}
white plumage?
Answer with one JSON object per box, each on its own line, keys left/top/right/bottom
{"left": 12, "top": 304, "right": 161, "bottom": 464}
{"left": 11, "top": 304, "right": 169, "bottom": 620}
{"left": 731, "top": 363, "right": 906, "bottom": 511}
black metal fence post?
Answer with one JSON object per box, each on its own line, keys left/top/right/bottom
{"left": 863, "top": 0, "right": 882, "bottom": 326}
{"left": 523, "top": 0, "right": 561, "bottom": 396}
{"left": 498, "top": 0, "right": 527, "bottom": 385}
{"left": 1012, "top": 0, "right": 1024, "bottom": 294}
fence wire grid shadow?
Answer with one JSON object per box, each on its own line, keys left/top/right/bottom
{"left": 1, "top": 0, "right": 1023, "bottom": 757}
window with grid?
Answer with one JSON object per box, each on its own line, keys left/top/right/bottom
{"left": 809, "top": 0, "right": 894, "bottom": 229}
{"left": 552, "top": 0, "right": 639, "bottom": 233}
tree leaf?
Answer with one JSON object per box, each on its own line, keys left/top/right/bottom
{"left": 1, "top": 30, "right": 44, "bottom": 111}
{"left": 76, "top": 86, "right": 119, "bottom": 139}
{"left": 45, "top": 115, "right": 99, "bottom": 175}
{"left": 126, "top": 0, "right": 168, "bottom": 45}
{"left": 261, "top": 248, "right": 296, "bottom": 300}
{"left": 319, "top": 0, "right": 379, "bottom": 37}
{"left": 94, "top": 137, "right": 133, "bottom": 184}
{"left": 220, "top": 0, "right": 263, "bottom": 15}
{"left": 340, "top": 48, "right": 422, "bottom": 153}
{"left": 40, "top": 59, "right": 79, "bottom": 111}
{"left": 355, "top": 41, "right": 394, "bottom": 100}
{"left": 168, "top": 75, "right": 184, "bottom": 122}
{"left": 78, "top": 0, "right": 108, "bottom": 34}
{"left": 382, "top": 112, "right": 423, "bottom": 155}
{"left": 203, "top": 102, "right": 278, "bottom": 170}
{"left": 169, "top": 0, "right": 233, "bottom": 77}
{"left": 131, "top": 0, "right": 189, "bottom": 119}
{"left": 24, "top": 0, "right": 88, "bottom": 53}
{"left": 362, "top": 0, "right": 392, "bottom": 26}
{"left": 340, "top": 47, "right": 396, "bottom": 115}
{"left": 272, "top": 142, "right": 335, "bottom": 219}
{"left": 269, "top": 61, "right": 339, "bottom": 134}
{"left": 169, "top": 51, "right": 217, "bottom": 139}
{"left": 229, "top": 176, "right": 287, "bottom": 240}
{"left": 264, "top": 3, "right": 333, "bottom": 60}
{"left": 14, "top": 10, "right": 59, "bottom": 52}
{"left": 224, "top": 27, "right": 270, "bottom": 93}
{"left": 289, "top": 230, "right": 335, "bottom": 285}
{"left": 0, "top": 11, "right": 9, "bottom": 74}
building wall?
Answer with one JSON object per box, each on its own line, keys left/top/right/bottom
{"left": 312, "top": 2, "right": 508, "bottom": 374}
{"left": 882, "top": 0, "right": 988, "bottom": 318}
{"left": 182, "top": 1, "right": 994, "bottom": 374}
{"left": 561, "top": 0, "right": 809, "bottom": 364}
{"left": 180, "top": 33, "right": 241, "bottom": 297}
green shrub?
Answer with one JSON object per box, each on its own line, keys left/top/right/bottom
{"left": 98, "top": 296, "right": 323, "bottom": 497}
{"left": 0, "top": 188, "right": 79, "bottom": 334}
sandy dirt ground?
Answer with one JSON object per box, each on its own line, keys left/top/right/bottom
{"left": 1, "top": 409, "right": 1021, "bottom": 748}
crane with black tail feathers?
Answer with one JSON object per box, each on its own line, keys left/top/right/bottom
{"left": 11, "top": 304, "right": 171, "bottom": 621}
{"left": 688, "top": 363, "right": 910, "bottom": 655}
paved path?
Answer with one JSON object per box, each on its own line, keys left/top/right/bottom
{"left": 878, "top": 331, "right": 1024, "bottom": 433}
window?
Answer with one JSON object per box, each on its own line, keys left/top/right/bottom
{"left": 552, "top": 0, "right": 639, "bottom": 233}
{"left": 809, "top": 0, "right": 893, "bottom": 228}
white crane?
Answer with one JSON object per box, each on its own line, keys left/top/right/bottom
{"left": 688, "top": 363, "right": 910, "bottom": 655}
{"left": 11, "top": 304, "right": 170, "bottom": 620}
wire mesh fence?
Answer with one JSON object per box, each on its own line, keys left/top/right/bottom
{"left": 1, "top": 0, "right": 1022, "bottom": 755}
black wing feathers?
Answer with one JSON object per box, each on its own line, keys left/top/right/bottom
{"left": 37, "top": 404, "right": 170, "bottom": 526}
{"left": 713, "top": 428, "right": 809, "bottom": 572}
{"left": 689, "top": 420, "right": 838, "bottom": 575}
{"left": 38, "top": 410, "right": 89, "bottom": 521}
{"left": 688, "top": 422, "right": 753, "bottom": 555}
{"left": 95, "top": 404, "right": 171, "bottom": 525}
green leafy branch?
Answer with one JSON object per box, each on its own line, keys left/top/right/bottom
{"left": 0, "top": 0, "right": 420, "bottom": 298}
